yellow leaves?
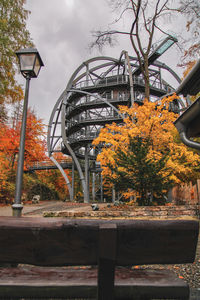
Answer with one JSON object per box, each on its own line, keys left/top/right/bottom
{"left": 93, "top": 94, "right": 200, "bottom": 194}
{"left": 147, "top": 149, "right": 162, "bottom": 161}
{"left": 123, "top": 189, "right": 137, "bottom": 200}
{"left": 183, "top": 61, "right": 196, "bottom": 78}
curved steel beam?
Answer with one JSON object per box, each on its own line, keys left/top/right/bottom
{"left": 61, "top": 116, "right": 89, "bottom": 202}
{"left": 51, "top": 136, "right": 62, "bottom": 152}
{"left": 50, "top": 156, "right": 73, "bottom": 201}
{"left": 152, "top": 61, "right": 181, "bottom": 84}
{"left": 74, "top": 62, "right": 117, "bottom": 84}
{"left": 127, "top": 55, "right": 181, "bottom": 84}
{"left": 48, "top": 54, "right": 182, "bottom": 204}
{"left": 61, "top": 56, "right": 128, "bottom": 203}
{"left": 66, "top": 56, "right": 120, "bottom": 89}
{"left": 69, "top": 89, "right": 124, "bottom": 119}
{"left": 47, "top": 91, "right": 65, "bottom": 156}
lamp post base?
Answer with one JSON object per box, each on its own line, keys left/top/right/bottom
{"left": 12, "top": 204, "right": 23, "bottom": 217}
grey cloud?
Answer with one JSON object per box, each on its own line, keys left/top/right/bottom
{"left": 25, "top": 0, "right": 116, "bottom": 125}
{"left": 24, "top": 0, "right": 185, "bottom": 126}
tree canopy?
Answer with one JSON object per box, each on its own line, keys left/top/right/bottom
{"left": 0, "top": 0, "right": 33, "bottom": 105}
{"left": 0, "top": 109, "right": 46, "bottom": 202}
{"left": 93, "top": 95, "right": 200, "bottom": 205}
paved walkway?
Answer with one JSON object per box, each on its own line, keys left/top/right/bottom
{"left": 0, "top": 201, "right": 92, "bottom": 217}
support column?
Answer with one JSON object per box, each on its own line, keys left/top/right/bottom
{"left": 85, "top": 146, "right": 90, "bottom": 203}
{"left": 92, "top": 172, "right": 96, "bottom": 202}
{"left": 100, "top": 173, "right": 103, "bottom": 203}
{"left": 72, "top": 160, "right": 75, "bottom": 201}
{"left": 112, "top": 186, "right": 116, "bottom": 203}
{"left": 125, "top": 52, "right": 134, "bottom": 106}
{"left": 50, "top": 156, "right": 73, "bottom": 201}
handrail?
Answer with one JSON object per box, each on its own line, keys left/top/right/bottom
{"left": 67, "top": 115, "right": 122, "bottom": 131}
{"left": 73, "top": 75, "right": 129, "bottom": 89}
{"left": 27, "top": 159, "right": 71, "bottom": 168}
{"left": 66, "top": 95, "right": 130, "bottom": 116}
{"left": 72, "top": 74, "right": 172, "bottom": 93}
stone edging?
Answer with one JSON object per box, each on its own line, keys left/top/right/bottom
{"left": 43, "top": 205, "right": 200, "bottom": 219}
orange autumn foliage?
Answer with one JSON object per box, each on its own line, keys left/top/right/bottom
{"left": 36, "top": 152, "right": 71, "bottom": 200}
{"left": 0, "top": 110, "right": 46, "bottom": 170}
{"left": 0, "top": 108, "right": 72, "bottom": 202}
{"left": 182, "top": 60, "right": 196, "bottom": 78}
{"left": 0, "top": 110, "right": 46, "bottom": 201}
{"left": 93, "top": 95, "right": 200, "bottom": 200}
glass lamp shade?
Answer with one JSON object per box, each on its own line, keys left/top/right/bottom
{"left": 16, "top": 48, "right": 44, "bottom": 78}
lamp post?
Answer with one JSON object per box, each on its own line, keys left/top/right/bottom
{"left": 12, "top": 48, "right": 44, "bottom": 217}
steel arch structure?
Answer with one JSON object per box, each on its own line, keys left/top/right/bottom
{"left": 47, "top": 52, "right": 182, "bottom": 203}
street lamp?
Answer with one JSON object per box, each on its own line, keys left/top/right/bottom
{"left": 12, "top": 48, "right": 44, "bottom": 217}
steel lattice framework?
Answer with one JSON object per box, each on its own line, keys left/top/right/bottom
{"left": 47, "top": 52, "right": 183, "bottom": 203}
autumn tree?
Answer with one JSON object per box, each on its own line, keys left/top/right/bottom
{"left": 0, "top": 109, "right": 46, "bottom": 202}
{"left": 93, "top": 95, "right": 200, "bottom": 205}
{"left": 35, "top": 152, "right": 72, "bottom": 201}
{"left": 91, "top": 0, "right": 178, "bottom": 99}
{"left": 0, "top": 0, "right": 33, "bottom": 105}
{"left": 177, "top": 0, "right": 200, "bottom": 61}
{"left": 105, "top": 136, "right": 173, "bottom": 205}
{"left": 1, "top": 109, "right": 46, "bottom": 170}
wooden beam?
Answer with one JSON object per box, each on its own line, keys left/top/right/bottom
{"left": 97, "top": 223, "right": 117, "bottom": 300}
{"left": 0, "top": 266, "right": 189, "bottom": 299}
{"left": 0, "top": 217, "right": 198, "bottom": 266}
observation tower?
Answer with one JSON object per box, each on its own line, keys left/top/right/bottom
{"left": 47, "top": 38, "right": 184, "bottom": 203}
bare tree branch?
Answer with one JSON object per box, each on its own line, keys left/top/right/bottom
{"left": 89, "top": 0, "right": 181, "bottom": 98}
{"left": 109, "top": 7, "right": 132, "bottom": 25}
{"left": 142, "top": 6, "right": 151, "bottom": 36}
{"left": 154, "top": 23, "right": 173, "bottom": 38}
{"left": 90, "top": 30, "right": 136, "bottom": 51}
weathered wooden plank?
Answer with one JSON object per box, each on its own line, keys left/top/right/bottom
{"left": 116, "top": 219, "right": 199, "bottom": 265}
{"left": 97, "top": 223, "right": 117, "bottom": 300}
{"left": 0, "top": 266, "right": 189, "bottom": 299}
{"left": 0, "top": 217, "right": 198, "bottom": 266}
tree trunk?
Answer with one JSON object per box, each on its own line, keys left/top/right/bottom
{"left": 143, "top": 56, "right": 150, "bottom": 100}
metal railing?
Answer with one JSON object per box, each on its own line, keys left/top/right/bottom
{"left": 73, "top": 75, "right": 129, "bottom": 89}
{"left": 72, "top": 74, "right": 171, "bottom": 93}
{"left": 67, "top": 114, "right": 122, "bottom": 130}
{"left": 68, "top": 132, "right": 100, "bottom": 144}
{"left": 27, "top": 159, "right": 72, "bottom": 170}
{"left": 66, "top": 94, "right": 130, "bottom": 116}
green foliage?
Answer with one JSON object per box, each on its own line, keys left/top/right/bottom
{"left": 105, "top": 136, "right": 174, "bottom": 206}
{"left": 0, "top": 0, "right": 33, "bottom": 104}
{"left": 27, "top": 183, "right": 60, "bottom": 201}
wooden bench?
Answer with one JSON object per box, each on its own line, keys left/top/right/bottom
{"left": 0, "top": 217, "right": 198, "bottom": 299}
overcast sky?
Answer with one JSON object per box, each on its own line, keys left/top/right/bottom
{"left": 24, "top": 0, "right": 186, "bottom": 126}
